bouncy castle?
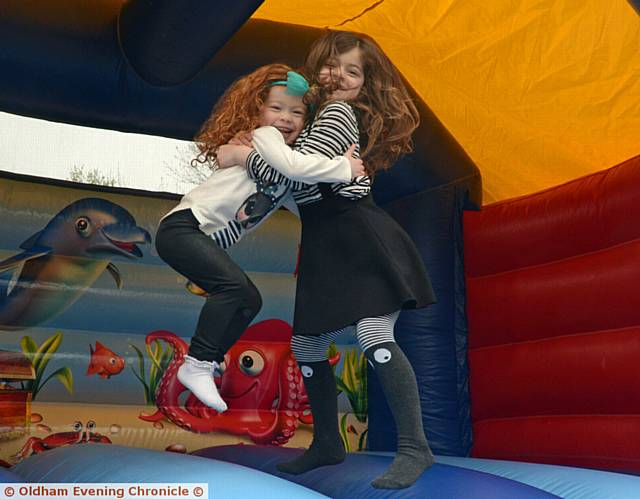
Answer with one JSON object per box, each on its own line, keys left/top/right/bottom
{"left": 0, "top": 1, "right": 639, "bottom": 497}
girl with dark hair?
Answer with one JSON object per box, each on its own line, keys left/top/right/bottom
{"left": 219, "top": 31, "right": 436, "bottom": 489}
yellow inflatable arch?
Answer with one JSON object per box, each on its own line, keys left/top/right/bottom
{"left": 254, "top": 0, "right": 640, "bottom": 203}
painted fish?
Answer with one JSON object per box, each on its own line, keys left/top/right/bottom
{"left": 86, "top": 341, "right": 125, "bottom": 379}
{"left": 0, "top": 198, "right": 151, "bottom": 329}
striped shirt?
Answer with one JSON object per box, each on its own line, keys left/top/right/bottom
{"left": 210, "top": 219, "right": 243, "bottom": 249}
{"left": 162, "top": 126, "right": 352, "bottom": 250}
{"left": 247, "top": 101, "right": 372, "bottom": 205}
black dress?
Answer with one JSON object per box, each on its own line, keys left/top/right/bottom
{"left": 293, "top": 183, "right": 436, "bottom": 335}
{"left": 246, "top": 100, "right": 436, "bottom": 336}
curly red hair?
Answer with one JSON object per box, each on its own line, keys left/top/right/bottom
{"left": 303, "top": 30, "right": 419, "bottom": 176}
{"left": 192, "top": 63, "right": 295, "bottom": 167}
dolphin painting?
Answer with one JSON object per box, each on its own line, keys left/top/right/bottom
{"left": 0, "top": 198, "right": 151, "bottom": 330}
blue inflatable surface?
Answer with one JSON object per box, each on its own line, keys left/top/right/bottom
{"left": 11, "top": 445, "right": 326, "bottom": 498}
{"left": 437, "top": 455, "right": 640, "bottom": 499}
{"left": 193, "top": 445, "right": 559, "bottom": 498}
{"left": 0, "top": 467, "right": 21, "bottom": 483}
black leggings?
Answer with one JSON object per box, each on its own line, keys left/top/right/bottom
{"left": 155, "top": 209, "right": 262, "bottom": 363}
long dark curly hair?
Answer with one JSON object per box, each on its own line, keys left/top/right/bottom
{"left": 303, "top": 30, "right": 419, "bottom": 176}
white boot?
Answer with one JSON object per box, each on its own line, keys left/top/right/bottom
{"left": 177, "top": 355, "right": 228, "bottom": 413}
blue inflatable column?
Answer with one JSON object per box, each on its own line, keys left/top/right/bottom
{"left": 118, "top": 0, "right": 264, "bottom": 85}
{"left": 368, "top": 183, "right": 474, "bottom": 456}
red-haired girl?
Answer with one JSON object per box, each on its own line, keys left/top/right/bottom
{"left": 156, "top": 63, "right": 363, "bottom": 415}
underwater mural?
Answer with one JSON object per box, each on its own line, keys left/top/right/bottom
{"left": 14, "top": 420, "right": 112, "bottom": 460}
{"left": 0, "top": 198, "right": 151, "bottom": 330}
{"left": 139, "top": 321, "right": 341, "bottom": 446}
{"left": 86, "top": 341, "right": 125, "bottom": 379}
{"left": 0, "top": 173, "right": 367, "bottom": 463}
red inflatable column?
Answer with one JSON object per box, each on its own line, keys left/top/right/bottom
{"left": 464, "top": 155, "right": 640, "bottom": 473}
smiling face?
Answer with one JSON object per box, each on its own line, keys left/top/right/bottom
{"left": 259, "top": 86, "right": 307, "bottom": 145}
{"left": 319, "top": 46, "right": 365, "bottom": 102}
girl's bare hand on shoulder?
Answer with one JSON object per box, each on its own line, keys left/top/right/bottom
{"left": 216, "top": 144, "right": 252, "bottom": 168}
{"left": 229, "top": 131, "right": 254, "bottom": 147}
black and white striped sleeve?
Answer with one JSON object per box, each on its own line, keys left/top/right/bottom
{"left": 245, "top": 149, "right": 309, "bottom": 190}
{"left": 301, "top": 101, "right": 372, "bottom": 199}
{"left": 245, "top": 101, "right": 361, "bottom": 191}
{"left": 297, "top": 101, "right": 360, "bottom": 158}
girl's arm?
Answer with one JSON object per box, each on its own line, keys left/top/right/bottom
{"left": 296, "top": 101, "right": 360, "bottom": 158}
{"left": 247, "top": 101, "right": 365, "bottom": 187}
{"left": 249, "top": 126, "right": 361, "bottom": 183}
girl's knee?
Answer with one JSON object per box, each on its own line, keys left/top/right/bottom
{"left": 154, "top": 222, "right": 175, "bottom": 262}
{"left": 238, "top": 282, "right": 262, "bottom": 316}
{"left": 154, "top": 227, "right": 168, "bottom": 257}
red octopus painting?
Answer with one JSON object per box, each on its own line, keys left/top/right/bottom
{"left": 140, "top": 319, "right": 338, "bottom": 445}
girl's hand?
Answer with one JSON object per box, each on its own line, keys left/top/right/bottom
{"left": 344, "top": 144, "right": 365, "bottom": 178}
{"left": 216, "top": 144, "right": 253, "bottom": 168}
{"left": 228, "top": 131, "right": 254, "bottom": 147}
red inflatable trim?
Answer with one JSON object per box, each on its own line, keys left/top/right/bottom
{"left": 467, "top": 240, "right": 640, "bottom": 348}
{"left": 470, "top": 325, "right": 640, "bottom": 420}
{"left": 464, "top": 155, "right": 640, "bottom": 278}
{"left": 472, "top": 415, "right": 640, "bottom": 473}
{"left": 465, "top": 156, "right": 640, "bottom": 472}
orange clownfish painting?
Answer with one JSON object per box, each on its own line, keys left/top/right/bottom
{"left": 86, "top": 341, "right": 125, "bottom": 379}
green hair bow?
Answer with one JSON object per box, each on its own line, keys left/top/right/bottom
{"left": 271, "top": 71, "right": 310, "bottom": 97}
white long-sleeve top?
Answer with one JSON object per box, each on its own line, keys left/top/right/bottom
{"left": 246, "top": 101, "right": 372, "bottom": 206}
{"left": 163, "top": 126, "right": 351, "bottom": 249}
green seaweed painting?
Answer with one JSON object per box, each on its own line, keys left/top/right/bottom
{"left": 329, "top": 344, "right": 368, "bottom": 452}
{"left": 20, "top": 332, "right": 73, "bottom": 400}
{"left": 129, "top": 340, "right": 173, "bottom": 405}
